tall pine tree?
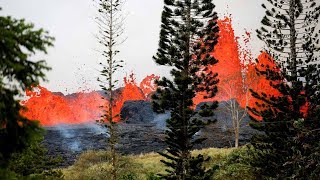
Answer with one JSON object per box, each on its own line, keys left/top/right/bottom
{"left": 95, "top": 0, "right": 125, "bottom": 179}
{"left": 248, "top": 0, "right": 320, "bottom": 178}
{"left": 152, "top": 0, "right": 219, "bottom": 179}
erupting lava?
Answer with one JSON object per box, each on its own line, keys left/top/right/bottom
{"left": 139, "top": 74, "right": 160, "bottom": 99}
{"left": 21, "top": 74, "right": 158, "bottom": 126}
{"left": 193, "top": 17, "right": 280, "bottom": 119}
{"left": 22, "top": 16, "right": 281, "bottom": 126}
{"left": 193, "top": 17, "right": 243, "bottom": 105}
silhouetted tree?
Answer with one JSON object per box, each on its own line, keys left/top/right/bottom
{"left": 94, "top": 0, "right": 126, "bottom": 179}
{"left": 249, "top": 0, "right": 320, "bottom": 178}
{"left": 152, "top": 0, "right": 219, "bottom": 179}
{"left": 0, "top": 7, "right": 54, "bottom": 167}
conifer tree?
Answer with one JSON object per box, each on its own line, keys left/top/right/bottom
{"left": 152, "top": 0, "right": 219, "bottom": 179}
{"left": 248, "top": 0, "right": 320, "bottom": 178}
{"left": 95, "top": 1, "right": 125, "bottom": 180}
{"left": 0, "top": 8, "right": 54, "bottom": 167}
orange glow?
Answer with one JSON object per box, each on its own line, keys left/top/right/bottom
{"left": 21, "top": 74, "right": 148, "bottom": 126}
{"left": 242, "top": 53, "right": 281, "bottom": 120}
{"left": 21, "top": 86, "right": 104, "bottom": 126}
{"left": 139, "top": 74, "right": 160, "bottom": 99}
{"left": 111, "top": 74, "right": 146, "bottom": 122}
{"left": 193, "top": 17, "right": 281, "bottom": 120}
{"left": 21, "top": 16, "right": 288, "bottom": 126}
{"left": 193, "top": 17, "right": 244, "bottom": 105}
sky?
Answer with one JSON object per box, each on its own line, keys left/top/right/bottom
{"left": 1, "top": 0, "right": 264, "bottom": 94}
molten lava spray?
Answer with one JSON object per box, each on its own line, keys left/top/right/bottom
{"left": 21, "top": 74, "right": 157, "bottom": 126}
{"left": 193, "top": 17, "right": 280, "bottom": 120}
{"left": 194, "top": 17, "right": 243, "bottom": 106}
{"left": 139, "top": 74, "right": 160, "bottom": 99}
{"left": 22, "top": 16, "right": 282, "bottom": 126}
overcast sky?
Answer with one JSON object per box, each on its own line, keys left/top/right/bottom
{"left": 1, "top": 0, "right": 264, "bottom": 93}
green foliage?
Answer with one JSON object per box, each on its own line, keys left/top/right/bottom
{"left": 212, "top": 146, "right": 254, "bottom": 180}
{"left": 63, "top": 150, "right": 138, "bottom": 180}
{"left": 119, "top": 173, "right": 136, "bottom": 180}
{"left": 152, "top": 0, "right": 219, "bottom": 179}
{"left": 25, "top": 170, "right": 64, "bottom": 180}
{"left": 0, "top": 8, "right": 54, "bottom": 167}
{"left": 62, "top": 148, "right": 235, "bottom": 180}
{"left": 7, "top": 139, "right": 63, "bottom": 176}
{"left": 249, "top": 0, "right": 320, "bottom": 179}
{"left": 0, "top": 142, "right": 63, "bottom": 180}
{"left": 0, "top": 134, "right": 63, "bottom": 179}
{"left": 146, "top": 173, "right": 162, "bottom": 180}
{"left": 95, "top": 1, "right": 126, "bottom": 179}
{"left": 0, "top": 168, "right": 20, "bottom": 180}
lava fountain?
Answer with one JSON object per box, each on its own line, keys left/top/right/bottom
{"left": 192, "top": 17, "right": 280, "bottom": 119}
{"left": 21, "top": 74, "right": 159, "bottom": 126}
{"left": 22, "top": 16, "right": 281, "bottom": 126}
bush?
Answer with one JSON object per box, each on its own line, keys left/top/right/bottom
{"left": 119, "top": 173, "right": 136, "bottom": 180}
{"left": 63, "top": 150, "right": 139, "bottom": 180}
{"left": 0, "top": 168, "right": 20, "bottom": 180}
{"left": 146, "top": 173, "right": 162, "bottom": 180}
{"left": 7, "top": 141, "right": 62, "bottom": 177}
{"left": 212, "top": 146, "right": 254, "bottom": 180}
{"left": 26, "top": 170, "right": 64, "bottom": 180}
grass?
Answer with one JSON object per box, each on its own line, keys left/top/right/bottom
{"left": 62, "top": 147, "right": 253, "bottom": 180}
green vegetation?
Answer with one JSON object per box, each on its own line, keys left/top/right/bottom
{"left": 0, "top": 7, "right": 54, "bottom": 166}
{"left": 152, "top": 0, "right": 219, "bottom": 178}
{"left": 95, "top": 0, "right": 126, "bottom": 179}
{"left": 249, "top": 0, "right": 320, "bottom": 179}
{"left": 7, "top": 139, "right": 63, "bottom": 177}
{"left": 1, "top": 0, "right": 319, "bottom": 179}
{"left": 62, "top": 148, "right": 251, "bottom": 180}
{"left": 63, "top": 151, "right": 135, "bottom": 180}
{"left": 0, "top": 7, "right": 62, "bottom": 179}
{"left": 0, "top": 138, "right": 64, "bottom": 179}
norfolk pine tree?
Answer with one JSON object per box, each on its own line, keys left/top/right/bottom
{"left": 152, "top": 0, "right": 219, "bottom": 179}
{"left": 248, "top": 0, "right": 320, "bottom": 178}
{"left": 95, "top": 1, "right": 125, "bottom": 180}
{"left": 0, "top": 7, "right": 54, "bottom": 168}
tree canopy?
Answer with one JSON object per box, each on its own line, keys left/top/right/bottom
{"left": 249, "top": 0, "right": 320, "bottom": 178}
{"left": 152, "top": 0, "right": 219, "bottom": 179}
{"left": 0, "top": 9, "right": 54, "bottom": 166}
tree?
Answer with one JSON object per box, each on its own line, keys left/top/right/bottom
{"left": 0, "top": 8, "right": 54, "bottom": 167}
{"left": 248, "top": 0, "right": 320, "bottom": 178}
{"left": 94, "top": 0, "right": 125, "bottom": 180}
{"left": 217, "top": 74, "right": 251, "bottom": 148}
{"left": 152, "top": 0, "right": 219, "bottom": 179}
{"left": 6, "top": 137, "right": 63, "bottom": 179}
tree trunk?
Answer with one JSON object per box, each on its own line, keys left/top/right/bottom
{"left": 235, "top": 122, "right": 239, "bottom": 148}
{"left": 109, "top": 1, "right": 117, "bottom": 179}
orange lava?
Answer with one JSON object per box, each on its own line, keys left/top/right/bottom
{"left": 193, "top": 17, "right": 280, "bottom": 120}
{"left": 194, "top": 17, "right": 246, "bottom": 105}
{"left": 242, "top": 53, "right": 281, "bottom": 120}
{"left": 139, "top": 74, "right": 160, "bottom": 99}
{"left": 21, "top": 74, "right": 158, "bottom": 126}
{"left": 22, "top": 16, "right": 283, "bottom": 126}
{"left": 111, "top": 74, "right": 147, "bottom": 122}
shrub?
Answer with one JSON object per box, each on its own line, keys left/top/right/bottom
{"left": 119, "top": 173, "right": 136, "bottom": 180}
{"left": 0, "top": 168, "right": 20, "bottom": 180}
{"left": 63, "top": 150, "right": 138, "bottom": 180}
{"left": 212, "top": 146, "right": 254, "bottom": 180}
{"left": 146, "top": 173, "right": 162, "bottom": 180}
{"left": 7, "top": 142, "right": 62, "bottom": 177}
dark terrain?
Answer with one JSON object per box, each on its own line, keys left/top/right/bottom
{"left": 43, "top": 100, "right": 257, "bottom": 167}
